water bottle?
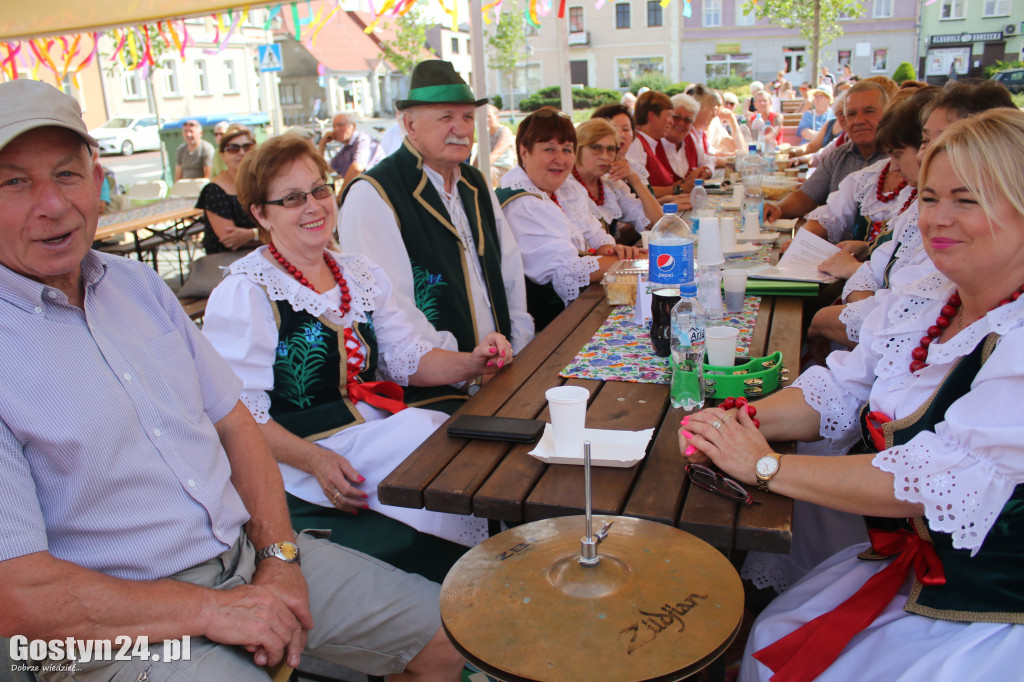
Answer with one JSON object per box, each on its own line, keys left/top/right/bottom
{"left": 736, "top": 124, "right": 753, "bottom": 154}
{"left": 670, "top": 282, "right": 706, "bottom": 410}
{"left": 737, "top": 144, "right": 764, "bottom": 225}
{"left": 749, "top": 114, "right": 765, "bottom": 154}
{"left": 689, "top": 179, "right": 708, "bottom": 233}
{"left": 647, "top": 203, "right": 694, "bottom": 289}
{"left": 697, "top": 263, "right": 723, "bottom": 322}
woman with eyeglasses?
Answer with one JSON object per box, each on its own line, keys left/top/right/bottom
{"left": 567, "top": 118, "right": 662, "bottom": 245}
{"left": 195, "top": 124, "right": 261, "bottom": 254}
{"left": 682, "top": 109, "right": 1024, "bottom": 682}
{"left": 201, "top": 134, "right": 512, "bottom": 582}
{"left": 499, "top": 107, "right": 644, "bottom": 330}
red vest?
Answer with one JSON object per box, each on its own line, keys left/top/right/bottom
{"left": 682, "top": 135, "right": 699, "bottom": 170}
{"left": 637, "top": 133, "right": 678, "bottom": 186}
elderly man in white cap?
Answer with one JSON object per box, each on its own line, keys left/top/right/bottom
{"left": 339, "top": 60, "right": 534, "bottom": 401}
{"left": 0, "top": 79, "right": 463, "bottom": 682}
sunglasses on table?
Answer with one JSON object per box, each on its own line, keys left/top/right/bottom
{"left": 223, "top": 142, "right": 256, "bottom": 154}
{"left": 685, "top": 463, "right": 760, "bottom": 506}
{"left": 265, "top": 182, "right": 335, "bottom": 208}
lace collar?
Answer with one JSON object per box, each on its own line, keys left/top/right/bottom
{"left": 872, "top": 271, "right": 1024, "bottom": 387}
{"left": 502, "top": 167, "right": 591, "bottom": 250}
{"left": 227, "top": 246, "right": 381, "bottom": 327}
{"left": 565, "top": 172, "right": 627, "bottom": 225}
{"left": 852, "top": 158, "right": 915, "bottom": 220}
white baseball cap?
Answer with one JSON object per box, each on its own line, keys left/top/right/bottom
{"left": 0, "top": 79, "right": 97, "bottom": 152}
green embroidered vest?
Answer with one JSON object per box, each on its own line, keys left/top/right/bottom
{"left": 857, "top": 333, "right": 1024, "bottom": 623}
{"left": 267, "top": 300, "right": 378, "bottom": 441}
{"left": 495, "top": 187, "right": 566, "bottom": 331}
{"left": 341, "top": 141, "right": 512, "bottom": 354}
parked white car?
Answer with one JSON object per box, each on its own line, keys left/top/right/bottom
{"left": 89, "top": 116, "right": 161, "bottom": 156}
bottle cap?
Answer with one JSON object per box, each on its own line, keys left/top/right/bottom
{"left": 748, "top": 144, "right": 757, "bottom": 152}
{"left": 663, "top": 203, "right": 678, "bottom": 214}
{"left": 694, "top": 179, "right": 704, "bottom": 186}
{"left": 680, "top": 281, "right": 698, "bottom": 297}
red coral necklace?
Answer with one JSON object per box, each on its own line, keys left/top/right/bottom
{"left": 572, "top": 167, "right": 605, "bottom": 206}
{"left": 268, "top": 243, "right": 352, "bottom": 316}
{"left": 876, "top": 161, "right": 908, "bottom": 203}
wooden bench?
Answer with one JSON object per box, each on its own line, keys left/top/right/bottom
{"left": 178, "top": 296, "right": 208, "bottom": 321}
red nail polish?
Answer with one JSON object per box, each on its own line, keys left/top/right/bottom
{"left": 498, "top": 360, "right": 504, "bottom": 368}
{"left": 357, "top": 475, "right": 366, "bottom": 483}
{"left": 684, "top": 445, "right": 697, "bottom": 456}
{"left": 682, "top": 430, "right": 693, "bottom": 439}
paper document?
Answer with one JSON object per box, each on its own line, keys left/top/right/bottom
{"left": 748, "top": 229, "right": 840, "bottom": 284}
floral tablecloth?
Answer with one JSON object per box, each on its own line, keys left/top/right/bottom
{"left": 560, "top": 296, "right": 761, "bottom": 384}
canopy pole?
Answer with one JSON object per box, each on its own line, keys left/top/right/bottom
{"left": 470, "top": 0, "right": 491, "bottom": 184}
{"left": 555, "top": 13, "right": 572, "bottom": 117}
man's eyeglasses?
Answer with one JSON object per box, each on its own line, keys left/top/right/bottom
{"left": 223, "top": 142, "right": 256, "bottom": 154}
{"left": 586, "top": 143, "right": 618, "bottom": 157}
{"left": 265, "top": 182, "right": 335, "bottom": 208}
{"left": 685, "top": 463, "right": 760, "bottom": 505}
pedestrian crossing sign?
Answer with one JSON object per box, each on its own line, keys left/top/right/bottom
{"left": 259, "top": 44, "right": 283, "bottom": 72}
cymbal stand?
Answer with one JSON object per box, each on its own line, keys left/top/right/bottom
{"left": 579, "top": 441, "right": 613, "bottom": 566}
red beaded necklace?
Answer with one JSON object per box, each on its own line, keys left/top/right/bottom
{"left": 549, "top": 192, "right": 560, "bottom": 207}
{"left": 897, "top": 188, "right": 918, "bottom": 216}
{"left": 876, "top": 161, "right": 908, "bottom": 203}
{"left": 268, "top": 243, "right": 352, "bottom": 315}
{"left": 572, "top": 167, "right": 605, "bottom": 206}
{"left": 910, "top": 286, "right": 1024, "bottom": 373}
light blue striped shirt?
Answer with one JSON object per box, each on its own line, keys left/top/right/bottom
{"left": 0, "top": 251, "right": 249, "bottom": 581}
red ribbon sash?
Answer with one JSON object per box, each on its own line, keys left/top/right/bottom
{"left": 753, "top": 526, "right": 945, "bottom": 682}
{"left": 864, "top": 410, "right": 892, "bottom": 452}
{"left": 343, "top": 328, "right": 406, "bottom": 414}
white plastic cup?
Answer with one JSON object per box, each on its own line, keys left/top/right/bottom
{"left": 696, "top": 216, "right": 724, "bottom": 267}
{"left": 722, "top": 268, "right": 748, "bottom": 313}
{"left": 743, "top": 210, "right": 761, "bottom": 236}
{"left": 719, "top": 216, "right": 738, "bottom": 251}
{"left": 705, "top": 326, "right": 740, "bottom": 367}
{"left": 641, "top": 230, "right": 651, "bottom": 250}
{"left": 545, "top": 385, "right": 590, "bottom": 459}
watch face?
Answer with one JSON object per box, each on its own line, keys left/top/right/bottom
{"left": 279, "top": 542, "right": 299, "bottom": 561}
{"left": 756, "top": 456, "right": 779, "bottom": 477}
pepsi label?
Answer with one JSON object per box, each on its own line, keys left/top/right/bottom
{"left": 648, "top": 241, "right": 694, "bottom": 285}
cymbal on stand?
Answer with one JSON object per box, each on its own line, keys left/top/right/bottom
{"left": 440, "top": 515, "right": 743, "bottom": 682}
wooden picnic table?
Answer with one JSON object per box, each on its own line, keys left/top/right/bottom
{"left": 379, "top": 284, "right": 803, "bottom": 556}
{"left": 95, "top": 198, "right": 204, "bottom": 281}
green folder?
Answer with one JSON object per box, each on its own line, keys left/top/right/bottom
{"left": 741, "top": 279, "right": 820, "bottom": 297}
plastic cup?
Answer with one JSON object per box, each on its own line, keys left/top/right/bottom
{"left": 641, "top": 230, "right": 651, "bottom": 250}
{"left": 705, "top": 326, "right": 739, "bottom": 367}
{"left": 696, "top": 216, "right": 724, "bottom": 267}
{"left": 743, "top": 210, "right": 761, "bottom": 236}
{"left": 545, "top": 386, "right": 590, "bottom": 459}
{"left": 719, "top": 216, "right": 738, "bottom": 251}
{"left": 722, "top": 268, "right": 748, "bottom": 313}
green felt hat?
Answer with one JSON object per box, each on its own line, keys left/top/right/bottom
{"left": 395, "top": 60, "right": 488, "bottom": 110}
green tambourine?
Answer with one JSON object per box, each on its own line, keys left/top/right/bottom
{"left": 702, "top": 351, "right": 790, "bottom": 399}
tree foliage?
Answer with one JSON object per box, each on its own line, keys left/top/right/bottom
{"left": 488, "top": 7, "right": 527, "bottom": 75}
{"left": 380, "top": 6, "right": 435, "bottom": 76}
{"left": 742, "top": 0, "right": 865, "bottom": 75}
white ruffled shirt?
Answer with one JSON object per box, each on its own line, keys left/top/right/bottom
{"left": 659, "top": 137, "right": 690, "bottom": 180}
{"left": 202, "top": 248, "right": 434, "bottom": 422}
{"left": 791, "top": 271, "right": 1024, "bottom": 556}
{"left": 564, "top": 173, "right": 652, "bottom": 233}
{"left": 500, "top": 166, "right": 614, "bottom": 305}
{"left": 805, "top": 158, "right": 915, "bottom": 243}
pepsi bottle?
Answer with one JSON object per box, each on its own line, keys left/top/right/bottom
{"left": 647, "top": 203, "right": 694, "bottom": 289}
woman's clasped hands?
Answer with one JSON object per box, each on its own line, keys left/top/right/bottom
{"left": 678, "top": 399, "right": 770, "bottom": 484}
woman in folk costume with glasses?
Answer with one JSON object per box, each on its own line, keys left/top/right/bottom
{"left": 202, "top": 134, "right": 513, "bottom": 582}
{"left": 565, "top": 118, "right": 663, "bottom": 246}
{"left": 498, "top": 107, "right": 643, "bottom": 329}
{"left": 681, "top": 108, "right": 1024, "bottom": 682}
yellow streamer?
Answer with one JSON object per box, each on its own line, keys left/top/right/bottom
{"left": 310, "top": 4, "right": 340, "bottom": 45}
{"left": 127, "top": 29, "right": 139, "bottom": 68}
{"left": 168, "top": 21, "right": 184, "bottom": 57}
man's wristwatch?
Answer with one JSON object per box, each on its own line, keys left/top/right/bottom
{"left": 673, "top": 183, "right": 682, "bottom": 194}
{"left": 755, "top": 452, "right": 783, "bottom": 492}
{"left": 255, "top": 540, "right": 301, "bottom": 564}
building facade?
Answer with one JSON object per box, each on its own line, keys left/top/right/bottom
{"left": 425, "top": 23, "right": 474, "bottom": 87}
{"left": 918, "top": 0, "right": 1023, "bottom": 84}
{"left": 514, "top": 0, "right": 919, "bottom": 97}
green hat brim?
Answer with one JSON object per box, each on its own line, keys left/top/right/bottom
{"left": 395, "top": 83, "right": 488, "bottom": 110}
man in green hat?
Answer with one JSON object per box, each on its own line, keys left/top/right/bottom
{"left": 339, "top": 60, "right": 533, "bottom": 383}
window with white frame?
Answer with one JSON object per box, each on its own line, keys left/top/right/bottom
{"left": 872, "top": 49, "right": 888, "bottom": 73}
{"left": 647, "top": 1, "right": 663, "bottom": 26}
{"left": 704, "top": 0, "right": 722, "bottom": 27}
{"left": 123, "top": 71, "right": 144, "bottom": 99}
{"left": 706, "top": 53, "right": 753, "bottom": 80}
{"left": 224, "top": 60, "right": 238, "bottom": 93}
{"left": 873, "top": 0, "right": 893, "bottom": 18}
{"left": 280, "top": 82, "right": 299, "bottom": 105}
{"left": 617, "top": 56, "right": 664, "bottom": 88}
{"left": 616, "top": 3, "right": 630, "bottom": 28}
{"left": 983, "top": 0, "right": 1011, "bottom": 16}
{"left": 940, "top": 0, "right": 965, "bottom": 18}
{"left": 569, "top": 6, "right": 584, "bottom": 32}
{"left": 163, "top": 59, "right": 180, "bottom": 96}
{"left": 194, "top": 59, "right": 210, "bottom": 94}
{"left": 735, "top": 0, "right": 755, "bottom": 26}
